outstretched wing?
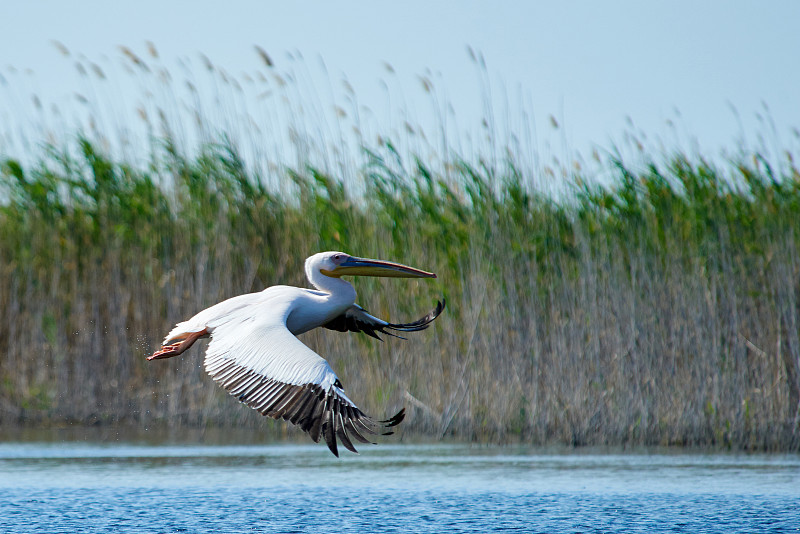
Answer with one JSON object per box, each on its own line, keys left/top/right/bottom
{"left": 203, "top": 297, "right": 403, "bottom": 457}
{"left": 323, "top": 299, "right": 445, "bottom": 340}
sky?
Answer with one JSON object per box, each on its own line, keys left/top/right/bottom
{"left": 1, "top": 1, "right": 799, "bottom": 172}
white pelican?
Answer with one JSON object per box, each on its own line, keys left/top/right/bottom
{"left": 148, "top": 251, "right": 444, "bottom": 456}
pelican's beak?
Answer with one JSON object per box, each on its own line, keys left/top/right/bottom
{"left": 324, "top": 256, "right": 436, "bottom": 278}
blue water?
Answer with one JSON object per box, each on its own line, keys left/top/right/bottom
{"left": 0, "top": 442, "right": 798, "bottom": 533}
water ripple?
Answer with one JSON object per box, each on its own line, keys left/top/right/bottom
{"left": 0, "top": 443, "right": 798, "bottom": 532}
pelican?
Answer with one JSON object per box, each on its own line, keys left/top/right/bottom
{"left": 148, "top": 251, "right": 444, "bottom": 456}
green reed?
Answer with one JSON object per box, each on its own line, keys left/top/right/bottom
{"left": 1, "top": 134, "right": 798, "bottom": 451}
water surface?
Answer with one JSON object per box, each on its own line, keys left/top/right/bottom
{"left": 0, "top": 441, "right": 797, "bottom": 533}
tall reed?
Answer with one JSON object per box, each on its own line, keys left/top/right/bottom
{"left": 1, "top": 136, "right": 798, "bottom": 450}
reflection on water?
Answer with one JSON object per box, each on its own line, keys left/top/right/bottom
{"left": 0, "top": 440, "right": 798, "bottom": 533}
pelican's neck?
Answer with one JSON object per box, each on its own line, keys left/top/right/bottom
{"left": 305, "top": 264, "right": 357, "bottom": 306}
{"left": 287, "top": 269, "right": 357, "bottom": 335}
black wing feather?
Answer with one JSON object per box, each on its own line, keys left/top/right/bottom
{"left": 323, "top": 299, "right": 445, "bottom": 341}
{"left": 207, "top": 358, "right": 405, "bottom": 456}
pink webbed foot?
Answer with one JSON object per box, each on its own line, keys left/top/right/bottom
{"left": 147, "top": 343, "right": 182, "bottom": 360}
{"left": 147, "top": 328, "right": 208, "bottom": 361}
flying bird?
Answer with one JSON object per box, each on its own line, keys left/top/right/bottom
{"left": 148, "top": 251, "right": 444, "bottom": 456}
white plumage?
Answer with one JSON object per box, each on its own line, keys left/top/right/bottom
{"left": 148, "top": 251, "right": 444, "bottom": 456}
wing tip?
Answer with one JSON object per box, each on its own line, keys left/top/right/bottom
{"left": 320, "top": 404, "right": 406, "bottom": 457}
{"left": 212, "top": 360, "right": 407, "bottom": 458}
{"left": 379, "top": 407, "right": 406, "bottom": 427}
{"left": 385, "top": 299, "right": 446, "bottom": 334}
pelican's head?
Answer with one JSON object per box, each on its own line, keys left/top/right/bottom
{"left": 307, "top": 251, "right": 436, "bottom": 279}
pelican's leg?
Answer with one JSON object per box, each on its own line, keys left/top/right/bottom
{"left": 147, "top": 329, "right": 208, "bottom": 360}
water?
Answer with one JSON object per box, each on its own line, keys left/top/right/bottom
{"left": 0, "top": 440, "right": 798, "bottom": 533}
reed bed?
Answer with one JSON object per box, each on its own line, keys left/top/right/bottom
{"left": 0, "top": 45, "right": 798, "bottom": 450}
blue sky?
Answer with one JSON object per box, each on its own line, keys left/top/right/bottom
{"left": 1, "top": 1, "right": 798, "bottom": 169}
